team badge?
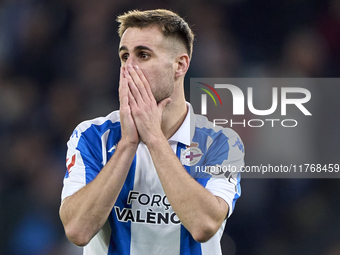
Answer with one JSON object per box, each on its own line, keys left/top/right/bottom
{"left": 180, "top": 143, "right": 203, "bottom": 166}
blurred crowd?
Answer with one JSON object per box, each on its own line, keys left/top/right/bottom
{"left": 0, "top": 0, "right": 339, "bottom": 254}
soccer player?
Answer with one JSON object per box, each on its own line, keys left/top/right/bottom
{"left": 59, "top": 9, "right": 244, "bottom": 255}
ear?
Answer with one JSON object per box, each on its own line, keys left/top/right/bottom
{"left": 175, "top": 54, "right": 190, "bottom": 78}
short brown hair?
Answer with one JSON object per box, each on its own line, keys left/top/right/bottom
{"left": 117, "top": 9, "right": 194, "bottom": 59}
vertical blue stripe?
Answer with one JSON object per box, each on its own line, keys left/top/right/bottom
{"left": 180, "top": 225, "right": 202, "bottom": 255}
{"left": 108, "top": 154, "right": 137, "bottom": 255}
{"left": 176, "top": 143, "right": 202, "bottom": 255}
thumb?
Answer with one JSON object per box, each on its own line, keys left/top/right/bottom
{"left": 157, "top": 98, "right": 172, "bottom": 112}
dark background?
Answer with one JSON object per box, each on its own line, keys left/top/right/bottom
{"left": 0, "top": 0, "right": 340, "bottom": 254}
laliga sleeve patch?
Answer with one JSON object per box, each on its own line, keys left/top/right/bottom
{"left": 66, "top": 154, "right": 76, "bottom": 174}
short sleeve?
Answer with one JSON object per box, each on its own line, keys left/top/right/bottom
{"left": 61, "top": 125, "right": 103, "bottom": 201}
{"left": 204, "top": 132, "right": 244, "bottom": 217}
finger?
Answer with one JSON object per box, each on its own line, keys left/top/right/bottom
{"left": 125, "top": 67, "right": 144, "bottom": 105}
{"left": 127, "top": 65, "right": 150, "bottom": 101}
{"left": 119, "top": 80, "right": 129, "bottom": 110}
{"left": 120, "top": 66, "right": 125, "bottom": 80}
{"left": 119, "top": 66, "right": 123, "bottom": 91}
{"left": 119, "top": 68, "right": 128, "bottom": 107}
{"left": 133, "top": 65, "right": 155, "bottom": 101}
{"left": 128, "top": 86, "right": 138, "bottom": 109}
{"left": 158, "top": 98, "right": 172, "bottom": 112}
{"left": 119, "top": 67, "right": 127, "bottom": 97}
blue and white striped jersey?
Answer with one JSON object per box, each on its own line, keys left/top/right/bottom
{"left": 61, "top": 103, "right": 244, "bottom": 255}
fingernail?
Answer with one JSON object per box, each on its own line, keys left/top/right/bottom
{"left": 127, "top": 64, "right": 132, "bottom": 69}
{"left": 134, "top": 65, "right": 139, "bottom": 70}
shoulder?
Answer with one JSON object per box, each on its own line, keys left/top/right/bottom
{"left": 74, "top": 110, "right": 120, "bottom": 137}
{"left": 194, "top": 114, "right": 241, "bottom": 142}
{"left": 76, "top": 110, "right": 121, "bottom": 134}
{"left": 193, "top": 114, "right": 245, "bottom": 160}
{"left": 67, "top": 110, "right": 121, "bottom": 147}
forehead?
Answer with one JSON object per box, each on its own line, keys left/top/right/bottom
{"left": 119, "top": 26, "right": 166, "bottom": 50}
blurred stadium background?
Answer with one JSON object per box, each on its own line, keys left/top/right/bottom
{"left": 0, "top": 0, "right": 340, "bottom": 254}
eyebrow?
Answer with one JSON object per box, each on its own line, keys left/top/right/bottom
{"left": 118, "top": 45, "right": 154, "bottom": 53}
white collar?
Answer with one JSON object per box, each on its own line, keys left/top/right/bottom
{"left": 168, "top": 102, "right": 195, "bottom": 146}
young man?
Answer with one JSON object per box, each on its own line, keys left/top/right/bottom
{"left": 60, "top": 9, "right": 244, "bottom": 255}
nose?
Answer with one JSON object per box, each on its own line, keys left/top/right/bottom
{"left": 125, "top": 55, "right": 137, "bottom": 67}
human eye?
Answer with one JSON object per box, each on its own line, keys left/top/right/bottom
{"left": 139, "top": 52, "right": 150, "bottom": 60}
{"left": 120, "top": 53, "right": 129, "bottom": 62}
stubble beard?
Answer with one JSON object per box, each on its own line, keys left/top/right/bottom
{"left": 152, "top": 72, "right": 175, "bottom": 103}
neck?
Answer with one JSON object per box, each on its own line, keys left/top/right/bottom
{"left": 161, "top": 89, "right": 187, "bottom": 140}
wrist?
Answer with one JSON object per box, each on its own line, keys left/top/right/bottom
{"left": 118, "top": 138, "right": 139, "bottom": 152}
{"left": 144, "top": 134, "right": 168, "bottom": 149}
